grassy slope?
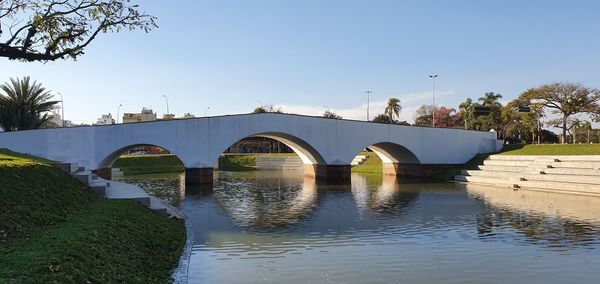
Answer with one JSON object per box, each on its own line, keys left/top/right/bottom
{"left": 113, "top": 154, "right": 184, "bottom": 175}
{"left": 499, "top": 144, "right": 600, "bottom": 155}
{"left": 351, "top": 151, "right": 383, "bottom": 174}
{"left": 0, "top": 149, "right": 185, "bottom": 283}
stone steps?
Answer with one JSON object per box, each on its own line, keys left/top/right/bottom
{"left": 55, "top": 161, "right": 183, "bottom": 219}
{"left": 455, "top": 154, "right": 600, "bottom": 196}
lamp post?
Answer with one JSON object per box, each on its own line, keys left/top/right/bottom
{"left": 117, "top": 104, "right": 123, "bottom": 124}
{"left": 58, "top": 92, "right": 64, "bottom": 127}
{"left": 429, "top": 74, "right": 438, "bottom": 127}
{"left": 204, "top": 107, "right": 210, "bottom": 117}
{"left": 364, "top": 90, "right": 372, "bottom": 121}
{"left": 162, "top": 94, "right": 170, "bottom": 115}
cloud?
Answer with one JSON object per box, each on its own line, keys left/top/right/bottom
{"left": 280, "top": 91, "right": 453, "bottom": 123}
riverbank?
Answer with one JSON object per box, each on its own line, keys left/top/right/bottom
{"left": 114, "top": 154, "right": 184, "bottom": 175}
{"left": 0, "top": 149, "right": 185, "bottom": 283}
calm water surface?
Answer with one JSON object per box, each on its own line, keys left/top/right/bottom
{"left": 119, "top": 170, "right": 600, "bottom": 284}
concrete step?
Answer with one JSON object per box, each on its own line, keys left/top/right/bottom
{"left": 477, "top": 165, "right": 529, "bottom": 172}
{"left": 56, "top": 162, "right": 79, "bottom": 174}
{"left": 454, "top": 175, "right": 518, "bottom": 187}
{"left": 519, "top": 180, "right": 600, "bottom": 195}
{"left": 463, "top": 169, "right": 600, "bottom": 184}
{"left": 483, "top": 160, "right": 535, "bottom": 167}
{"left": 73, "top": 171, "right": 92, "bottom": 185}
{"left": 542, "top": 167, "right": 600, "bottom": 176}
{"left": 548, "top": 161, "right": 600, "bottom": 169}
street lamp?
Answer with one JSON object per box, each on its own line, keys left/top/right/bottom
{"left": 429, "top": 74, "right": 438, "bottom": 127}
{"left": 364, "top": 90, "right": 372, "bottom": 121}
{"left": 58, "top": 92, "right": 64, "bottom": 127}
{"left": 204, "top": 107, "right": 210, "bottom": 117}
{"left": 117, "top": 104, "right": 123, "bottom": 124}
{"left": 162, "top": 94, "right": 170, "bottom": 115}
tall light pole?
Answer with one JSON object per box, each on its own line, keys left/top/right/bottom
{"left": 429, "top": 74, "right": 438, "bottom": 127}
{"left": 117, "top": 104, "right": 123, "bottom": 124}
{"left": 204, "top": 107, "right": 210, "bottom": 117}
{"left": 364, "top": 90, "right": 372, "bottom": 121}
{"left": 162, "top": 94, "right": 170, "bottom": 115}
{"left": 58, "top": 92, "right": 65, "bottom": 127}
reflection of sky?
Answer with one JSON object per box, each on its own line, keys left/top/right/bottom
{"left": 128, "top": 170, "right": 600, "bottom": 283}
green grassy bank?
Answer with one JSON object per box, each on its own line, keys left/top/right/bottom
{"left": 113, "top": 154, "right": 184, "bottom": 175}
{"left": 351, "top": 152, "right": 383, "bottom": 174}
{"left": 499, "top": 143, "right": 600, "bottom": 155}
{"left": 0, "top": 149, "right": 185, "bottom": 283}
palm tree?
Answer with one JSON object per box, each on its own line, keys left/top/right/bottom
{"left": 384, "top": 98, "right": 402, "bottom": 121}
{"left": 478, "top": 92, "right": 503, "bottom": 107}
{"left": 0, "top": 77, "right": 59, "bottom": 131}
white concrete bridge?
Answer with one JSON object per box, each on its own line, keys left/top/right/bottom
{"left": 0, "top": 113, "right": 502, "bottom": 183}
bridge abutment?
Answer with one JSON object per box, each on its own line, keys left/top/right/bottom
{"left": 185, "top": 167, "right": 214, "bottom": 184}
{"left": 304, "top": 164, "right": 351, "bottom": 184}
{"left": 382, "top": 163, "right": 456, "bottom": 178}
{"left": 93, "top": 167, "right": 112, "bottom": 180}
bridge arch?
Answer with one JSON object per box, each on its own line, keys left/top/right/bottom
{"left": 347, "top": 141, "right": 424, "bottom": 177}
{"left": 95, "top": 143, "right": 185, "bottom": 179}
{"left": 210, "top": 131, "right": 326, "bottom": 167}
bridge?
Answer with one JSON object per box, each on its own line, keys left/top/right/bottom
{"left": 0, "top": 113, "right": 502, "bottom": 184}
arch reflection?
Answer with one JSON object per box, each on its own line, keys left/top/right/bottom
{"left": 213, "top": 171, "right": 318, "bottom": 229}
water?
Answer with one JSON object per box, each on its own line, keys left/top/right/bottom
{"left": 118, "top": 171, "right": 600, "bottom": 283}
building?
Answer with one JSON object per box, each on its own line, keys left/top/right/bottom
{"left": 47, "top": 110, "right": 63, "bottom": 127}
{"left": 96, "top": 114, "right": 115, "bottom": 125}
{"left": 123, "top": 108, "right": 157, "bottom": 123}
{"left": 162, "top": 113, "right": 176, "bottom": 120}
{"left": 183, "top": 113, "right": 195, "bottom": 119}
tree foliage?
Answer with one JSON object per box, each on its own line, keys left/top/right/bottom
{"left": 384, "top": 97, "right": 401, "bottom": 121}
{"left": 371, "top": 113, "right": 393, "bottom": 124}
{"left": 0, "top": 76, "right": 59, "bottom": 131}
{"left": 517, "top": 82, "right": 600, "bottom": 143}
{"left": 322, "top": 110, "right": 342, "bottom": 119}
{"left": 0, "top": 0, "right": 156, "bottom": 61}
{"left": 413, "top": 104, "right": 462, "bottom": 128}
{"left": 252, "top": 104, "right": 282, "bottom": 114}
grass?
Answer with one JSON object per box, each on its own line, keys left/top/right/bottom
{"left": 351, "top": 151, "right": 383, "bottom": 174}
{"left": 0, "top": 149, "right": 185, "bottom": 283}
{"left": 499, "top": 143, "right": 600, "bottom": 155}
{"left": 113, "top": 154, "right": 184, "bottom": 175}
{"left": 218, "top": 153, "right": 298, "bottom": 171}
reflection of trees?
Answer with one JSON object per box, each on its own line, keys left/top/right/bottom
{"left": 468, "top": 185, "right": 600, "bottom": 249}
{"left": 213, "top": 172, "right": 317, "bottom": 229}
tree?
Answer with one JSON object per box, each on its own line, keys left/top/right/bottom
{"left": 384, "top": 97, "right": 401, "bottom": 121}
{"left": 0, "top": 0, "right": 156, "bottom": 62}
{"left": 519, "top": 82, "right": 600, "bottom": 144}
{"left": 413, "top": 104, "right": 462, "bottom": 128}
{"left": 252, "top": 104, "right": 282, "bottom": 114}
{"left": 478, "top": 92, "right": 503, "bottom": 107}
{"left": 323, "top": 110, "right": 342, "bottom": 119}
{"left": 459, "top": 98, "right": 474, "bottom": 129}
{"left": 371, "top": 113, "right": 393, "bottom": 124}
{"left": 0, "top": 76, "right": 59, "bottom": 131}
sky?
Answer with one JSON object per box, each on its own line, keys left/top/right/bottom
{"left": 1, "top": 0, "right": 600, "bottom": 124}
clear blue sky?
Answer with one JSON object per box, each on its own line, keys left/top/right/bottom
{"left": 1, "top": 0, "right": 599, "bottom": 123}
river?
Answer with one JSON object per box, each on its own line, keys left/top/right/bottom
{"left": 117, "top": 170, "right": 600, "bottom": 283}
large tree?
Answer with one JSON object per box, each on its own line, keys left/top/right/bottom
{"left": 0, "top": 0, "right": 156, "bottom": 61}
{"left": 384, "top": 97, "right": 401, "bottom": 121}
{"left": 519, "top": 82, "right": 600, "bottom": 144}
{"left": 0, "top": 76, "right": 59, "bottom": 131}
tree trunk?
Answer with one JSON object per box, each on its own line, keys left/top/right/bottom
{"left": 562, "top": 115, "right": 567, "bottom": 144}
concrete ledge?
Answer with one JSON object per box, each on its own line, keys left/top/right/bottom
{"left": 384, "top": 163, "right": 457, "bottom": 178}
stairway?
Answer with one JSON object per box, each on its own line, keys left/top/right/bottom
{"left": 454, "top": 155, "right": 600, "bottom": 197}
{"left": 351, "top": 155, "right": 367, "bottom": 166}
{"left": 56, "top": 162, "right": 183, "bottom": 219}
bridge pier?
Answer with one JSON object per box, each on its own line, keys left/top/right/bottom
{"left": 382, "top": 162, "right": 456, "bottom": 178}
{"left": 185, "top": 167, "right": 214, "bottom": 184}
{"left": 304, "top": 164, "right": 351, "bottom": 184}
